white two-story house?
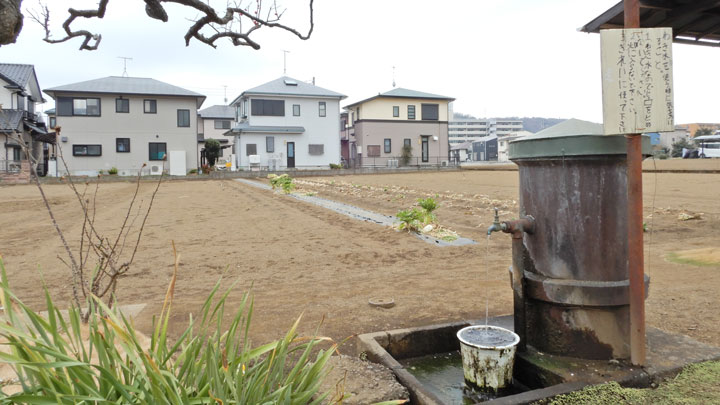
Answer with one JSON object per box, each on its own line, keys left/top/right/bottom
{"left": 227, "top": 77, "right": 345, "bottom": 170}
{"left": 44, "top": 76, "right": 205, "bottom": 176}
{"left": 0, "top": 63, "right": 53, "bottom": 180}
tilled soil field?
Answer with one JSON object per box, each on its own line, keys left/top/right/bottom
{"left": 0, "top": 169, "right": 718, "bottom": 400}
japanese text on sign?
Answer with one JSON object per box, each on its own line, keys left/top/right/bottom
{"left": 601, "top": 28, "right": 674, "bottom": 135}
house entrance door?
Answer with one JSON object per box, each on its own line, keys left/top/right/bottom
{"left": 421, "top": 136, "right": 429, "bottom": 162}
{"left": 287, "top": 142, "right": 295, "bottom": 168}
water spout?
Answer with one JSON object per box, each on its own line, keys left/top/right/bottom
{"left": 487, "top": 207, "right": 505, "bottom": 235}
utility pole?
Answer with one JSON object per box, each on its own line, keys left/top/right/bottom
{"left": 223, "top": 85, "right": 228, "bottom": 104}
{"left": 118, "top": 56, "right": 132, "bottom": 77}
{"left": 392, "top": 66, "right": 396, "bottom": 88}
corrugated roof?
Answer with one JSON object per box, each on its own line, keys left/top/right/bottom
{"left": 0, "top": 110, "right": 24, "bottom": 132}
{"left": 345, "top": 87, "right": 455, "bottom": 108}
{"left": 45, "top": 76, "right": 206, "bottom": 107}
{"left": 199, "top": 105, "right": 235, "bottom": 119}
{"left": 581, "top": 1, "right": 720, "bottom": 48}
{"left": 531, "top": 118, "right": 604, "bottom": 138}
{"left": 236, "top": 76, "right": 345, "bottom": 102}
{"left": 0, "top": 64, "right": 34, "bottom": 88}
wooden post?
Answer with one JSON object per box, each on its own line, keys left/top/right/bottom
{"left": 624, "top": 0, "right": 646, "bottom": 367}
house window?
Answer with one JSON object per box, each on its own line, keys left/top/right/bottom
{"left": 16, "top": 94, "right": 25, "bottom": 110}
{"left": 309, "top": 144, "right": 324, "bottom": 155}
{"left": 57, "top": 97, "right": 100, "bottom": 116}
{"left": 393, "top": 106, "right": 399, "bottom": 117}
{"left": 73, "top": 144, "right": 102, "bottom": 156}
{"left": 408, "top": 105, "right": 416, "bottom": 120}
{"left": 116, "top": 98, "right": 129, "bottom": 113}
{"left": 149, "top": 142, "right": 166, "bottom": 160}
{"left": 384, "top": 138, "right": 391, "bottom": 153}
{"left": 421, "top": 104, "right": 439, "bottom": 120}
{"left": 177, "top": 109, "right": 190, "bottom": 127}
{"left": 12, "top": 147, "right": 21, "bottom": 161}
{"left": 251, "top": 99, "right": 284, "bottom": 116}
{"left": 293, "top": 104, "right": 301, "bottom": 116}
{"left": 319, "top": 101, "right": 326, "bottom": 117}
{"left": 246, "top": 143, "right": 257, "bottom": 155}
{"left": 367, "top": 145, "right": 381, "bottom": 157}
{"left": 144, "top": 99, "right": 157, "bottom": 114}
{"left": 266, "top": 136, "right": 274, "bottom": 153}
{"left": 116, "top": 138, "right": 130, "bottom": 152}
{"left": 404, "top": 138, "right": 412, "bottom": 147}
{"left": 214, "top": 120, "right": 231, "bottom": 129}
{"left": 49, "top": 117, "right": 56, "bottom": 128}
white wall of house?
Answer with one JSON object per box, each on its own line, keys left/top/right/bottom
{"left": 54, "top": 93, "right": 198, "bottom": 176}
{"left": 0, "top": 78, "right": 14, "bottom": 108}
{"left": 234, "top": 95, "right": 341, "bottom": 169}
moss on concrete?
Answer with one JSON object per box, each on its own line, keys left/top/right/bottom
{"left": 542, "top": 360, "right": 720, "bottom": 404}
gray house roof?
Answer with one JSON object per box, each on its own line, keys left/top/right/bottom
{"left": 199, "top": 105, "right": 235, "bottom": 119}
{"left": 345, "top": 87, "right": 455, "bottom": 109}
{"left": 231, "top": 76, "right": 345, "bottom": 105}
{"left": 45, "top": 76, "right": 206, "bottom": 108}
{"left": 0, "top": 64, "right": 34, "bottom": 88}
{"left": 0, "top": 63, "right": 46, "bottom": 102}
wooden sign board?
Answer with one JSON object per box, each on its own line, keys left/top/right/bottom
{"left": 601, "top": 28, "right": 674, "bottom": 135}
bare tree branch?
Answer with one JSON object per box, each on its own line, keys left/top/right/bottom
{"left": 28, "top": 0, "right": 108, "bottom": 50}
{"left": 26, "top": 0, "right": 314, "bottom": 51}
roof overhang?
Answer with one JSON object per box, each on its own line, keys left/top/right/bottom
{"left": 580, "top": 1, "right": 720, "bottom": 48}
{"left": 344, "top": 94, "right": 456, "bottom": 110}
{"left": 227, "top": 125, "right": 305, "bottom": 135}
{"left": 24, "top": 121, "right": 47, "bottom": 135}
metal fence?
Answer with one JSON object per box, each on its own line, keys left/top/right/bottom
{"left": 0, "top": 160, "right": 22, "bottom": 173}
{"left": 343, "top": 156, "right": 456, "bottom": 169}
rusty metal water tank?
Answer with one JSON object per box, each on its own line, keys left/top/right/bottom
{"left": 508, "top": 119, "right": 650, "bottom": 360}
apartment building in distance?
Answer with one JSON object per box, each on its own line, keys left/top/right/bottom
{"left": 449, "top": 118, "right": 524, "bottom": 145}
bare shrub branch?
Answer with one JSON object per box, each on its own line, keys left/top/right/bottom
{"left": 2, "top": 116, "right": 164, "bottom": 321}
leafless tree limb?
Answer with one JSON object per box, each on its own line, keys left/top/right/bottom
{"left": 27, "top": 0, "right": 108, "bottom": 50}
{"left": 26, "top": 0, "right": 314, "bottom": 51}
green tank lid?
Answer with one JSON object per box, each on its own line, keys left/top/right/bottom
{"left": 509, "top": 119, "right": 652, "bottom": 160}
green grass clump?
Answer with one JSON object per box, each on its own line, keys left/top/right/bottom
{"left": 0, "top": 258, "right": 335, "bottom": 404}
{"left": 268, "top": 174, "right": 295, "bottom": 194}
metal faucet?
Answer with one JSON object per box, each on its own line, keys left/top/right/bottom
{"left": 487, "top": 207, "right": 505, "bottom": 235}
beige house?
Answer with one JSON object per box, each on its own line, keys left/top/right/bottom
{"left": 343, "top": 88, "right": 454, "bottom": 167}
{"left": 45, "top": 76, "right": 205, "bottom": 176}
{"left": 197, "top": 105, "right": 235, "bottom": 167}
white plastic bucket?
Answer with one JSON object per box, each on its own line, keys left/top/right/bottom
{"left": 457, "top": 325, "right": 520, "bottom": 391}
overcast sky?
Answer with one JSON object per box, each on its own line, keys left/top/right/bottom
{"left": 3, "top": 0, "right": 720, "bottom": 124}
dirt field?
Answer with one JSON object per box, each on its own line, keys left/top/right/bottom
{"left": 0, "top": 169, "right": 718, "bottom": 359}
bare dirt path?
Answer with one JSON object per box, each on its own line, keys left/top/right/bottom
{"left": 0, "top": 169, "right": 718, "bottom": 355}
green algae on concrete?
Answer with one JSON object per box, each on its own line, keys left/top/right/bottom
{"left": 542, "top": 360, "right": 720, "bottom": 405}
